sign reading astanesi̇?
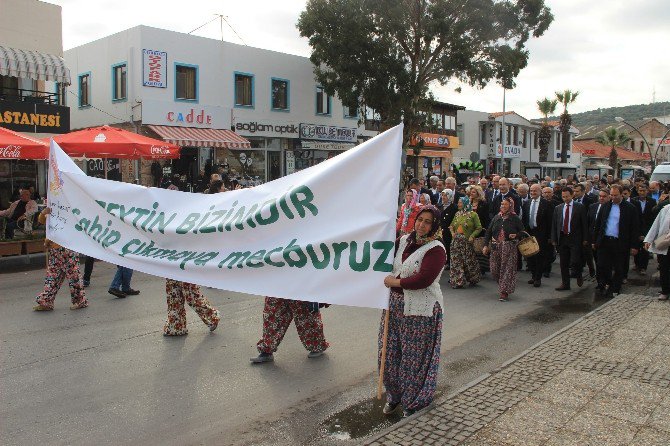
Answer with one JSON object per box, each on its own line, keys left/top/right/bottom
{"left": 142, "top": 49, "right": 167, "bottom": 88}
{"left": 46, "top": 126, "right": 403, "bottom": 309}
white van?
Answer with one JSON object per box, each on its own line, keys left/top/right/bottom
{"left": 650, "top": 163, "right": 670, "bottom": 182}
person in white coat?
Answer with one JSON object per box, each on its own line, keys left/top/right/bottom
{"left": 644, "top": 204, "right": 670, "bottom": 300}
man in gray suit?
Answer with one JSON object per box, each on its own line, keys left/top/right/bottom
{"left": 551, "top": 186, "right": 588, "bottom": 291}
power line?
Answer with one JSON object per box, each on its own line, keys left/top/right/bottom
{"left": 219, "top": 14, "right": 247, "bottom": 46}
{"left": 67, "top": 90, "right": 127, "bottom": 122}
{"left": 188, "top": 16, "right": 219, "bottom": 35}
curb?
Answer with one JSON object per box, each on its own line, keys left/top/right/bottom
{"left": 363, "top": 289, "right": 627, "bottom": 445}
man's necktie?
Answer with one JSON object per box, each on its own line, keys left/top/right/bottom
{"left": 563, "top": 204, "right": 570, "bottom": 234}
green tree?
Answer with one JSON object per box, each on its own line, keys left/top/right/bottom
{"left": 555, "top": 89, "right": 579, "bottom": 163}
{"left": 537, "top": 97, "right": 557, "bottom": 162}
{"left": 297, "top": 0, "right": 554, "bottom": 151}
{"left": 596, "top": 127, "right": 631, "bottom": 176}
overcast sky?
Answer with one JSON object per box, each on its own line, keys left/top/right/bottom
{"left": 51, "top": 0, "right": 669, "bottom": 119}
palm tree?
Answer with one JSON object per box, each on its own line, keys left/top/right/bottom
{"left": 555, "top": 90, "right": 579, "bottom": 163}
{"left": 596, "top": 127, "right": 631, "bottom": 176}
{"left": 537, "top": 97, "right": 557, "bottom": 162}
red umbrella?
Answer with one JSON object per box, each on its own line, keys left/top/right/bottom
{"left": 47, "top": 125, "right": 180, "bottom": 159}
{"left": 0, "top": 126, "right": 49, "bottom": 159}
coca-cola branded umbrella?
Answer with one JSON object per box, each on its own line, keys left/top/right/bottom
{"left": 0, "top": 126, "right": 49, "bottom": 159}
{"left": 47, "top": 125, "right": 180, "bottom": 159}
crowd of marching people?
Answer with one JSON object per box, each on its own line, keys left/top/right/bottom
{"left": 21, "top": 166, "right": 670, "bottom": 420}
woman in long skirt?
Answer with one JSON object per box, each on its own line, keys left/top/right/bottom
{"left": 483, "top": 197, "right": 524, "bottom": 301}
{"left": 469, "top": 185, "right": 490, "bottom": 274}
{"left": 449, "top": 196, "right": 482, "bottom": 288}
{"left": 380, "top": 205, "right": 446, "bottom": 417}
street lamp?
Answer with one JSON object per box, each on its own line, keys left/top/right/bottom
{"left": 614, "top": 117, "right": 668, "bottom": 168}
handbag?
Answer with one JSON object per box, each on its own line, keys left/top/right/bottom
{"left": 654, "top": 232, "right": 670, "bottom": 251}
{"left": 472, "top": 237, "right": 486, "bottom": 254}
{"left": 517, "top": 231, "right": 540, "bottom": 258}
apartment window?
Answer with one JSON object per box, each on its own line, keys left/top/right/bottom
{"left": 316, "top": 86, "right": 331, "bottom": 115}
{"left": 175, "top": 64, "right": 197, "bottom": 101}
{"left": 112, "top": 63, "right": 127, "bottom": 101}
{"left": 506, "top": 125, "right": 512, "bottom": 145}
{"left": 432, "top": 113, "right": 443, "bottom": 129}
{"left": 480, "top": 124, "right": 486, "bottom": 144}
{"left": 456, "top": 124, "right": 464, "bottom": 144}
{"left": 444, "top": 115, "right": 456, "bottom": 130}
{"left": 235, "top": 73, "right": 254, "bottom": 107}
{"left": 271, "top": 78, "right": 289, "bottom": 110}
{"left": 522, "top": 129, "right": 527, "bottom": 147}
{"left": 639, "top": 141, "right": 644, "bottom": 152}
{"left": 78, "top": 73, "right": 90, "bottom": 107}
{"left": 344, "top": 102, "right": 358, "bottom": 118}
{"left": 630, "top": 141, "right": 634, "bottom": 150}
{"left": 513, "top": 126, "right": 519, "bottom": 145}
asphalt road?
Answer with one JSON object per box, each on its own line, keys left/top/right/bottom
{"left": 0, "top": 260, "right": 608, "bottom": 446}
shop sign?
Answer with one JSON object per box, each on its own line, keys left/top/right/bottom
{"left": 142, "top": 49, "right": 167, "bottom": 88}
{"left": 0, "top": 101, "right": 70, "bottom": 133}
{"left": 141, "top": 99, "right": 228, "bottom": 129}
{"left": 235, "top": 121, "right": 299, "bottom": 136}
{"left": 582, "top": 149, "right": 596, "bottom": 155}
{"left": 299, "top": 123, "right": 357, "bottom": 142}
{"left": 0, "top": 145, "right": 22, "bottom": 158}
{"left": 410, "top": 132, "right": 458, "bottom": 149}
{"left": 489, "top": 144, "right": 521, "bottom": 158}
{"left": 300, "top": 141, "right": 355, "bottom": 151}
{"left": 656, "top": 138, "right": 670, "bottom": 147}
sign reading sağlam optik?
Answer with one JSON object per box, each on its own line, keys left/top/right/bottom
{"left": 46, "top": 126, "right": 403, "bottom": 309}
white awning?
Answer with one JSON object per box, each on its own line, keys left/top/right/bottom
{"left": 622, "top": 164, "right": 644, "bottom": 170}
{"left": 0, "top": 46, "right": 71, "bottom": 85}
{"left": 539, "top": 162, "right": 578, "bottom": 169}
{"left": 594, "top": 164, "right": 614, "bottom": 170}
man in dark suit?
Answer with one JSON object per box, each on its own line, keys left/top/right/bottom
{"left": 551, "top": 186, "right": 588, "bottom": 291}
{"left": 573, "top": 183, "right": 593, "bottom": 208}
{"left": 444, "top": 176, "right": 463, "bottom": 205}
{"left": 484, "top": 175, "right": 500, "bottom": 204}
{"left": 593, "top": 184, "right": 640, "bottom": 297}
{"left": 587, "top": 188, "right": 610, "bottom": 279}
{"left": 489, "top": 177, "right": 520, "bottom": 220}
{"left": 631, "top": 183, "right": 656, "bottom": 275}
{"left": 523, "top": 184, "right": 552, "bottom": 287}
{"left": 542, "top": 186, "right": 561, "bottom": 278}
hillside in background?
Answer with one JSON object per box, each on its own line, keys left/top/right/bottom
{"left": 544, "top": 101, "right": 670, "bottom": 127}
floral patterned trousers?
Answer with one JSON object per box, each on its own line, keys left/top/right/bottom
{"left": 449, "top": 235, "right": 481, "bottom": 287}
{"left": 489, "top": 240, "right": 519, "bottom": 295}
{"left": 256, "top": 297, "right": 329, "bottom": 354}
{"left": 163, "top": 279, "right": 220, "bottom": 335}
{"left": 378, "top": 290, "right": 442, "bottom": 412}
{"left": 35, "top": 247, "right": 87, "bottom": 309}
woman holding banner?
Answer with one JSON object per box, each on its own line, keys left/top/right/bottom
{"left": 381, "top": 204, "right": 446, "bottom": 417}
{"left": 33, "top": 207, "right": 89, "bottom": 311}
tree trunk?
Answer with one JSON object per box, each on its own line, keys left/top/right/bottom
{"left": 559, "top": 112, "right": 571, "bottom": 163}
{"left": 609, "top": 147, "right": 618, "bottom": 177}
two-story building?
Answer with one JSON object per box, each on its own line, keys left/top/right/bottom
{"left": 0, "top": 0, "right": 70, "bottom": 207}
{"left": 65, "top": 25, "right": 377, "bottom": 187}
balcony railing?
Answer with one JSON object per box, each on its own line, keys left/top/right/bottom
{"left": 0, "top": 86, "right": 61, "bottom": 105}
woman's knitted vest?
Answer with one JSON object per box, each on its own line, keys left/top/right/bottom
{"left": 393, "top": 235, "right": 444, "bottom": 316}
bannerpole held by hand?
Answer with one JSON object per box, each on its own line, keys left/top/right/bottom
{"left": 377, "top": 304, "right": 391, "bottom": 400}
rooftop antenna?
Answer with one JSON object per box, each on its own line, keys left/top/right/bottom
{"left": 187, "top": 14, "right": 247, "bottom": 46}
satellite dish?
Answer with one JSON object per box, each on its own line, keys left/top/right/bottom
{"left": 469, "top": 152, "right": 479, "bottom": 162}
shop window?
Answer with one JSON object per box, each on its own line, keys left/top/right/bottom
{"left": 271, "top": 78, "right": 289, "bottom": 111}
{"left": 175, "top": 64, "right": 198, "bottom": 101}
{"left": 235, "top": 73, "right": 254, "bottom": 107}
{"left": 78, "top": 73, "right": 91, "bottom": 107}
{"left": 316, "top": 86, "right": 331, "bottom": 115}
{"left": 112, "top": 63, "right": 127, "bottom": 101}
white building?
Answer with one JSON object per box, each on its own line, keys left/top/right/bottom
{"left": 456, "top": 110, "right": 579, "bottom": 178}
{"left": 65, "top": 25, "right": 375, "bottom": 186}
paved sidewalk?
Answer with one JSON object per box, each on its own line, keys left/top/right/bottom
{"left": 365, "top": 293, "right": 670, "bottom": 446}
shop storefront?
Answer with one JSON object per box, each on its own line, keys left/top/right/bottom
{"left": 0, "top": 46, "right": 70, "bottom": 207}
{"left": 141, "top": 100, "right": 251, "bottom": 188}
{"left": 407, "top": 132, "right": 458, "bottom": 179}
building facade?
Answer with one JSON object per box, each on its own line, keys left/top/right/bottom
{"left": 456, "top": 110, "right": 578, "bottom": 178}
{"left": 0, "top": 0, "right": 71, "bottom": 207}
{"left": 65, "top": 25, "right": 377, "bottom": 187}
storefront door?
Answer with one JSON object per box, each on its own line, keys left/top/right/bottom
{"left": 268, "top": 151, "right": 281, "bottom": 181}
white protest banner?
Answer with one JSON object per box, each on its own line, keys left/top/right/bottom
{"left": 46, "top": 125, "right": 403, "bottom": 309}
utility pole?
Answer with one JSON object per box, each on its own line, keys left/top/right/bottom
{"left": 500, "top": 88, "right": 506, "bottom": 176}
